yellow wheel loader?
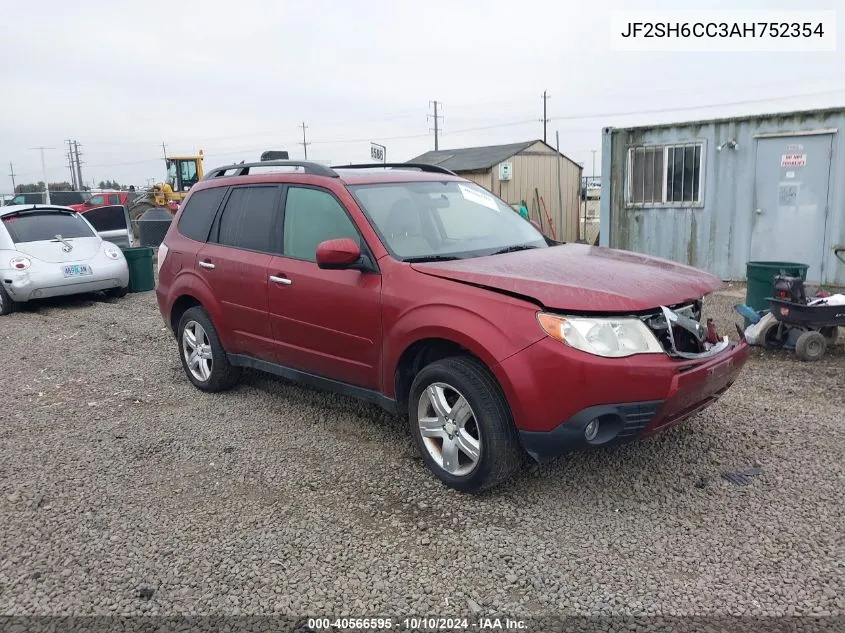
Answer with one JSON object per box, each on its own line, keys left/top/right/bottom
{"left": 129, "top": 151, "right": 204, "bottom": 238}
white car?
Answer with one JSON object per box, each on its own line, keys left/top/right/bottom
{"left": 0, "top": 204, "right": 130, "bottom": 315}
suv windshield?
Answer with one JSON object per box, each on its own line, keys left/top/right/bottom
{"left": 2, "top": 211, "right": 95, "bottom": 243}
{"left": 348, "top": 181, "right": 548, "bottom": 260}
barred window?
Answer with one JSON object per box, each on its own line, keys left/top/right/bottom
{"left": 627, "top": 143, "right": 703, "bottom": 205}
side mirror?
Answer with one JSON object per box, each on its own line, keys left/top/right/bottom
{"left": 316, "top": 238, "right": 363, "bottom": 270}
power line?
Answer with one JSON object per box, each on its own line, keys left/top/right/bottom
{"left": 300, "top": 122, "right": 310, "bottom": 159}
{"left": 549, "top": 87, "right": 845, "bottom": 123}
{"left": 12, "top": 85, "right": 845, "bottom": 178}
{"left": 541, "top": 90, "right": 550, "bottom": 143}
{"left": 428, "top": 100, "right": 443, "bottom": 151}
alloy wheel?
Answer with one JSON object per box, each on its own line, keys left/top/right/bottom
{"left": 182, "top": 320, "right": 213, "bottom": 382}
{"left": 417, "top": 382, "right": 482, "bottom": 476}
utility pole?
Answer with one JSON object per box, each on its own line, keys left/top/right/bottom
{"left": 428, "top": 101, "right": 443, "bottom": 151}
{"left": 300, "top": 122, "right": 310, "bottom": 159}
{"left": 540, "top": 91, "right": 550, "bottom": 144}
{"left": 8, "top": 161, "right": 17, "bottom": 193}
{"left": 591, "top": 149, "right": 597, "bottom": 179}
{"left": 65, "top": 140, "right": 78, "bottom": 189}
{"left": 30, "top": 146, "right": 55, "bottom": 204}
{"left": 161, "top": 141, "right": 168, "bottom": 160}
{"left": 73, "top": 141, "right": 84, "bottom": 191}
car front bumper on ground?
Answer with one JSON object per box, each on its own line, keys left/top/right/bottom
{"left": 2, "top": 258, "right": 129, "bottom": 302}
{"left": 492, "top": 336, "right": 751, "bottom": 462}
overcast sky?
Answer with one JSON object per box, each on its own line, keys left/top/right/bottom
{"left": 0, "top": 0, "right": 842, "bottom": 191}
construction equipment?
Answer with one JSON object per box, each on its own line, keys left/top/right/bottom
{"left": 128, "top": 150, "right": 205, "bottom": 237}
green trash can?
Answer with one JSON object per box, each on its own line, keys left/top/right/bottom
{"left": 122, "top": 246, "right": 156, "bottom": 293}
{"left": 745, "top": 260, "right": 809, "bottom": 314}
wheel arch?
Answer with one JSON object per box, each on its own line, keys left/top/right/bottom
{"left": 391, "top": 334, "right": 504, "bottom": 419}
{"left": 170, "top": 294, "right": 203, "bottom": 334}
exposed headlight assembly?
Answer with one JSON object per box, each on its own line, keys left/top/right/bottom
{"left": 537, "top": 312, "right": 664, "bottom": 358}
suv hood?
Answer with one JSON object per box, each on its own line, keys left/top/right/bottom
{"left": 410, "top": 243, "right": 723, "bottom": 312}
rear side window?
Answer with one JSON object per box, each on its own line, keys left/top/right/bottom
{"left": 2, "top": 212, "right": 95, "bottom": 243}
{"left": 177, "top": 187, "right": 227, "bottom": 242}
{"left": 215, "top": 186, "right": 280, "bottom": 253}
{"left": 107, "top": 193, "right": 121, "bottom": 205}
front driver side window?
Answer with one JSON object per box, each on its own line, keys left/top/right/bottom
{"left": 283, "top": 187, "right": 360, "bottom": 261}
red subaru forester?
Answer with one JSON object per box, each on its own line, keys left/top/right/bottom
{"left": 155, "top": 160, "right": 749, "bottom": 492}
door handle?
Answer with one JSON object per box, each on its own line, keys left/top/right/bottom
{"left": 269, "top": 275, "right": 292, "bottom": 285}
{"left": 198, "top": 260, "right": 215, "bottom": 269}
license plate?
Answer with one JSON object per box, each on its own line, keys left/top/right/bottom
{"left": 62, "top": 264, "right": 92, "bottom": 278}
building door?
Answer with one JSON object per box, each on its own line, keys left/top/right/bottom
{"left": 750, "top": 133, "right": 833, "bottom": 283}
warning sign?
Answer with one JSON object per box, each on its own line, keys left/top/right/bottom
{"left": 781, "top": 153, "right": 807, "bottom": 167}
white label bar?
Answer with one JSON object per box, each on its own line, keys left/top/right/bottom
{"left": 610, "top": 10, "right": 837, "bottom": 52}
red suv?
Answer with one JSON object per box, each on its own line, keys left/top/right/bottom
{"left": 156, "top": 160, "right": 749, "bottom": 492}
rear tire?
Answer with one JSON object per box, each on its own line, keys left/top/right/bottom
{"left": 820, "top": 326, "right": 840, "bottom": 346}
{"left": 795, "top": 330, "right": 827, "bottom": 362}
{"left": 408, "top": 356, "right": 524, "bottom": 493}
{"left": 177, "top": 306, "right": 242, "bottom": 392}
{"left": 759, "top": 319, "right": 787, "bottom": 349}
{"left": 105, "top": 286, "right": 128, "bottom": 299}
{"left": 0, "top": 284, "right": 19, "bottom": 316}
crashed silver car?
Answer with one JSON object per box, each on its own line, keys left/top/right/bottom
{"left": 0, "top": 205, "right": 130, "bottom": 315}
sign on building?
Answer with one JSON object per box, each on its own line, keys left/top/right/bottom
{"left": 498, "top": 162, "right": 513, "bottom": 181}
{"left": 370, "top": 143, "right": 386, "bottom": 163}
{"left": 781, "top": 153, "right": 807, "bottom": 167}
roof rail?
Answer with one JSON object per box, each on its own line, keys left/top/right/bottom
{"left": 203, "top": 160, "right": 339, "bottom": 180}
{"left": 331, "top": 162, "right": 458, "bottom": 176}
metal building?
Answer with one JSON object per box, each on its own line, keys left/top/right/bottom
{"left": 410, "top": 140, "right": 583, "bottom": 242}
{"left": 599, "top": 107, "right": 845, "bottom": 285}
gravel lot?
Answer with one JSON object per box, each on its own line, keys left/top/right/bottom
{"left": 1, "top": 283, "right": 843, "bottom": 622}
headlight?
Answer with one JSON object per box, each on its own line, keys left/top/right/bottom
{"left": 10, "top": 256, "right": 31, "bottom": 270}
{"left": 104, "top": 245, "right": 122, "bottom": 260}
{"left": 537, "top": 312, "right": 664, "bottom": 358}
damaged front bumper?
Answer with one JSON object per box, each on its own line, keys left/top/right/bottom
{"left": 637, "top": 302, "right": 731, "bottom": 360}
{"left": 658, "top": 305, "right": 731, "bottom": 359}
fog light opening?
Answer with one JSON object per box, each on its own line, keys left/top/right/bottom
{"left": 584, "top": 418, "right": 600, "bottom": 442}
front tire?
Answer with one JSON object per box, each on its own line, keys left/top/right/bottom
{"left": 408, "top": 356, "right": 524, "bottom": 493}
{"left": 177, "top": 306, "right": 242, "bottom": 392}
{"left": 0, "top": 284, "right": 19, "bottom": 316}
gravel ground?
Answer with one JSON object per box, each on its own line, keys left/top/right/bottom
{"left": 0, "top": 283, "right": 843, "bottom": 622}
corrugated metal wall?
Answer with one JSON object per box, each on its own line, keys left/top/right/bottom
{"left": 600, "top": 108, "right": 845, "bottom": 285}
{"left": 459, "top": 141, "right": 582, "bottom": 242}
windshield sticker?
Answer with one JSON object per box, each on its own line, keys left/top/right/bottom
{"left": 458, "top": 184, "right": 500, "bottom": 212}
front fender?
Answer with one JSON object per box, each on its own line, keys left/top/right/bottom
{"left": 382, "top": 301, "right": 542, "bottom": 398}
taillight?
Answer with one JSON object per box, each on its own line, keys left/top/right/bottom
{"left": 157, "top": 243, "right": 169, "bottom": 275}
{"left": 10, "top": 256, "right": 31, "bottom": 270}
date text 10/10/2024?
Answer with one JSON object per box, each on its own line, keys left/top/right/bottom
{"left": 307, "top": 617, "right": 527, "bottom": 630}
